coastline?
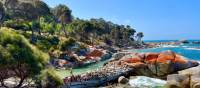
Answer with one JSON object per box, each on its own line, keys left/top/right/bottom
{"left": 61, "top": 49, "right": 199, "bottom": 88}
{"left": 58, "top": 40, "right": 200, "bottom": 88}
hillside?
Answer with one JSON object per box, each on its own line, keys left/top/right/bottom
{"left": 0, "top": 0, "right": 145, "bottom": 87}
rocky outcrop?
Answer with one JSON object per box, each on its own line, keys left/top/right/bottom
{"left": 166, "top": 66, "right": 200, "bottom": 88}
{"left": 62, "top": 50, "right": 199, "bottom": 88}
{"left": 121, "top": 50, "right": 199, "bottom": 78}
{"left": 179, "top": 39, "right": 189, "bottom": 44}
{"left": 166, "top": 74, "right": 190, "bottom": 88}
{"left": 192, "top": 41, "right": 200, "bottom": 44}
{"left": 0, "top": 0, "right": 50, "bottom": 20}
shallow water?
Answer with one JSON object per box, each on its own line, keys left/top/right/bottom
{"left": 56, "top": 59, "right": 109, "bottom": 78}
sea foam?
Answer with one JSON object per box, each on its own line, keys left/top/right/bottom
{"left": 129, "top": 76, "right": 166, "bottom": 88}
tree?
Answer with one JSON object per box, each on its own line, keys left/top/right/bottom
{"left": 52, "top": 4, "right": 72, "bottom": 37}
{"left": 0, "top": 27, "right": 49, "bottom": 88}
{"left": 136, "top": 32, "right": 144, "bottom": 43}
{"left": 0, "top": 2, "right": 4, "bottom": 27}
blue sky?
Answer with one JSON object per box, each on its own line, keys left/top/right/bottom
{"left": 44, "top": 0, "right": 200, "bottom": 40}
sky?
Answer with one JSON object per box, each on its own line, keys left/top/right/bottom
{"left": 43, "top": 0, "right": 200, "bottom": 40}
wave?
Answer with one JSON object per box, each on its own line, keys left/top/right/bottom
{"left": 184, "top": 48, "right": 200, "bottom": 51}
{"left": 161, "top": 45, "right": 179, "bottom": 48}
{"left": 129, "top": 76, "right": 166, "bottom": 88}
{"left": 181, "top": 46, "right": 188, "bottom": 48}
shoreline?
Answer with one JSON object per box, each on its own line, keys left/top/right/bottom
{"left": 61, "top": 49, "right": 199, "bottom": 86}
{"left": 56, "top": 41, "right": 200, "bottom": 78}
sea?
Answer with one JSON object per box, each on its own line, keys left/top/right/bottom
{"left": 139, "top": 40, "right": 200, "bottom": 61}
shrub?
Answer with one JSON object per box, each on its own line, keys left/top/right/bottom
{"left": 0, "top": 27, "right": 49, "bottom": 88}
{"left": 59, "top": 37, "right": 76, "bottom": 51}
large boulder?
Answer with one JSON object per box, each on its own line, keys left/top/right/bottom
{"left": 166, "top": 66, "right": 200, "bottom": 88}
{"left": 145, "top": 52, "right": 159, "bottom": 63}
{"left": 178, "top": 66, "right": 200, "bottom": 75}
{"left": 118, "top": 76, "right": 129, "bottom": 84}
{"left": 155, "top": 50, "right": 176, "bottom": 76}
{"left": 166, "top": 74, "right": 190, "bottom": 88}
{"left": 123, "top": 50, "right": 199, "bottom": 77}
{"left": 145, "top": 52, "right": 159, "bottom": 76}
{"left": 190, "top": 74, "right": 200, "bottom": 88}
{"left": 179, "top": 39, "right": 189, "bottom": 44}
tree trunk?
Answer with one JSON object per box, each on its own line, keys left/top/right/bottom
{"left": 31, "top": 29, "right": 36, "bottom": 44}
{"left": 38, "top": 28, "right": 41, "bottom": 36}
{"left": 14, "top": 77, "right": 25, "bottom": 88}
{"left": 62, "top": 23, "right": 67, "bottom": 37}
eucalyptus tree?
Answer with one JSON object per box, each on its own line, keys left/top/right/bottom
{"left": 0, "top": 28, "right": 49, "bottom": 88}
{"left": 136, "top": 32, "right": 144, "bottom": 44}
{"left": 52, "top": 4, "right": 72, "bottom": 37}
{"left": 0, "top": 2, "right": 4, "bottom": 27}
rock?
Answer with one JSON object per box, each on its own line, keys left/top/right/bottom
{"left": 192, "top": 41, "right": 200, "bottom": 44}
{"left": 157, "top": 50, "right": 175, "bottom": 63}
{"left": 172, "top": 55, "right": 199, "bottom": 72}
{"left": 190, "top": 74, "right": 200, "bottom": 88}
{"left": 87, "top": 49, "right": 103, "bottom": 57}
{"left": 122, "top": 55, "right": 142, "bottom": 63}
{"left": 154, "top": 51, "right": 175, "bottom": 76}
{"left": 120, "top": 50, "right": 199, "bottom": 78}
{"left": 178, "top": 66, "right": 200, "bottom": 75}
{"left": 145, "top": 52, "right": 159, "bottom": 63}
{"left": 118, "top": 76, "right": 129, "bottom": 84}
{"left": 109, "top": 52, "right": 128, "bottom": 61}
{"left": 179, "top": 40, "right": 189, "bottom": 44}
{"left": 100, "top": 51, "right": 112, "bottom": 61}
{"left": 166, "top": 66, "right": 200, "bottom": 88}
{"left": 166, "top": 74, "right": 190, "bottom": 88}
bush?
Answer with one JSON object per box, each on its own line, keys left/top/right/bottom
{"left": 36, "top": 40, "right": 52, "bottom": 51}
{"left": 0, "top": 27, "right": 49, "bottom": 88}
{"left": 35, "top": 36, "right": 59, "bottom": 52}
{"left": 38, "top": 68, "right": 64, "bottom": 88}
{"left": 59, "top": 37, "right": 76, "bottom": 51}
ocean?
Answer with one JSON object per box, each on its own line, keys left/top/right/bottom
{"left": 139, "top": 40, "right": 200, "bottom": 61}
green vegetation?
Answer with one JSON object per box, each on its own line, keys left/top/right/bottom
{"left": 0, "top": 0, "right": 144, "bottom": 87}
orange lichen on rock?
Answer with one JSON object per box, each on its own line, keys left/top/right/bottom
{"left": 145, "top": 53, "right": 159, "bottom": 64}
{"left": 157, "top": 50, "right": 176, "bottom": 63}
{"left": 123, "top": 56, "right": 142, "bottom": 63}
{"left": 87, "top": 50, "right": 103, "bottom": 57}
{"left": 173, "top": 54, "right": 188, "bottom": 64}
{"left": 125, "top": 62, "right": 146, "bottom": 68}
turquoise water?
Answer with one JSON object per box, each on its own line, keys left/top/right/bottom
{"left": 56, "top": 59, "right": 109, "bottom": 78}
